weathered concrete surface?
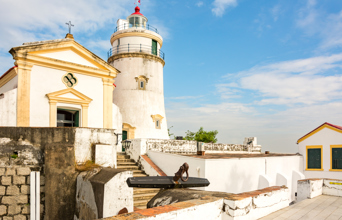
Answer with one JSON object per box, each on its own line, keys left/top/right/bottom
{"left": 75, "top": 169, "right": 135, "bottom": 220}
{"left": 297, "top": 178, "right": 323, "bottom": 202}
{"left": 0, "top": 127, "right": 77, "bottom": 165}
{"left": 0, "top": 127, "right": 76, "bottom": 166}
{"left": 100, "top": 186, "right": 289, "bottom": 220}
{"left": 0, "top": 127, "right": 118, "bottom": 166}
{"left": 74, "top": 128, "right": 117, "bottom": 167}
{"left": 44, "top": 144, "right": 79, "bottom": 220}
{"left": 323, "top": 179, "right": 342, "bottom": 197}
{"left": 126, "top": 138, "right": 262, "bottom": 162}
{"left": 90, "top": 168, "right": 133, "bottom": 218}
{"left": 75, "top": 170, "right": 100, "bottom": 220}
{"left": 297, "top": 178, "right": 342, "bottom": 203}
{"left": 0, "top": 127, "right": 119, "bottom": 220}
{"left": 147, "top": 188, "right": 233, "bottom": 208}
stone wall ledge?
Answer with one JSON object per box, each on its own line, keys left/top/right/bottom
{"left": 297, "top": 178, "right": 342, "bottom": 202}
{"left": 224, "top": 186, "right": 287, "bottom": 201}
{"left": 98, "top": 186, "right": 289, "bottom": 220}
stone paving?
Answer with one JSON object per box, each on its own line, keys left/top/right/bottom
{"left": 260, "top": 195, "right": 342, "bottom": 220}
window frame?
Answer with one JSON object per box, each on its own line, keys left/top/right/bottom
{"left": 151, "top": 114, "right": 163, "bottom": 129}
{"left": 135, "top": 76, "right": 149, "bottom": 90}
{"left": 152, "top": 39, "right": 158, "bottom": 56}
{"left": 306, "top": 145, "right": 323, "bottom": 171}
{"left": 330, "top": 145, "right": 342, "bottom": 172}
{"left": 56, "top": 108, "right": 80, "bottom": 127}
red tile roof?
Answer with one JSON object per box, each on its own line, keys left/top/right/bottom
{"left": 0, "top": 66, "right": 17, "bottom": 81}
{"left": 325, "top": 122, "right": 342, "bottom": 130}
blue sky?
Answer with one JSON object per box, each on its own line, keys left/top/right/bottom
{"left": 1, "top": 0, "right": 342, "bottom": 153}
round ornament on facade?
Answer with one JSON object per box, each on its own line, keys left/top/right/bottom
{"left": 62, "top": 73, "right": 78, "bottom": 88}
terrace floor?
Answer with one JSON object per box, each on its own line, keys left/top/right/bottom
{"left": 260, "top": 195, "right": 342, "bottom": 220}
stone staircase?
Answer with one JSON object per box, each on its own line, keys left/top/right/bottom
{"left": 117, "top": 152, "right": 160, "bottom": 210}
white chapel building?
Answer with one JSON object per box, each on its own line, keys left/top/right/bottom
{"left": 0, "top": 6, "right": 169, "bottom": 141}
{"left": 297, "top": 122, "right": 342, "bottom": 179}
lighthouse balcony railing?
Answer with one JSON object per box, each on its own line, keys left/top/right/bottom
{"left": 107, "top": 44, "right": 165, "bottom": 60}
{"left": 114, "top": 24, "right": 159, "bottom": 34}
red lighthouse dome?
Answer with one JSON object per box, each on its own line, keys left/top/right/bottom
{"left": 131, "top": 6, "right": 144, "bottom": 16}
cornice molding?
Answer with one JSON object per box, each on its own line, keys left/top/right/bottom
{"left": 46, "top": 88, "right": 92, "bottom": 105}
{"left": 14, "top": 54, "right": 118, "bottom": 79}
{"left": 10, "top": 40, "right": 119, "bottom": 73}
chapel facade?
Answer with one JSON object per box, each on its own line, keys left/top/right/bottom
{"left": 0, "top": 7, "right": 169, "bottom": 141}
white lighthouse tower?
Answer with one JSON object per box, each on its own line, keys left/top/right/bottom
{"left": 108, "top": 6, "right": 169, "bottom": 140}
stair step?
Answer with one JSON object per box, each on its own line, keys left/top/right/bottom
{"left": 117, "top": 155, "right": 130, "bottom": 159}
{"left": 134, "top": 193, "right": 157, "bottom": 201}
{"left": 132, "top": 170, "right": 144, "bottom": 174}
{"left": 117, "top": 152, "right": 126, "bottom": 155}
{"left": 117, "top": 159, "right": 135, "bottom": 163}
{"left": 117, "top": 162, "right": 137, "bottom": 166}
{"left": 134, "top": 199, "right": 150, "bottom": 207}
{"left": 134, "top": 188, "right": 160, "bottom": 195}
{"left": 117, "top": 166, "right": 139, "bottom": 170}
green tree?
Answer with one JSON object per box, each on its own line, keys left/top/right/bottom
{"left": 184, "top": 127, "right": 218, "bottom": 143}
{"left": 168, "top": 126, "right": 174, "bottom": 138}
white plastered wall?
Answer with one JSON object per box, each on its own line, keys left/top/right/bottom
{"left": 112, "top": 56, "right": 168, "bottom": 139}
{"left": 112, "top": 36, "right": 161, "bottom": 50}
{"left": 112, "top": 103, "right": 123, "bottom": 152}
{"left": 110, "top": 22, "right": 167, "bottom": 139}
{"left": 40, "top": 50, "right": 98, "bottom": 68}
{"left": 147, "top": 151, "right": 303, "bottom": 201}
{"left": 0, "top": 89, "right": 17, "bottom": 126}
{"left": 298, "top": 127, "right": 342, "bottom": 179}
{"left": 29, "top": 65, "right": 104, "bottom": 128}
{"left": 103, "top": 171, "right": 134, "bottom": 217}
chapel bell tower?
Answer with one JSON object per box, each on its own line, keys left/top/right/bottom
{"left": 108, "top": 6, "right": 169, "bottom": 140}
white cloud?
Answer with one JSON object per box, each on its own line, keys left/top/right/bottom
{"left": 196, "top": 1, "right": 204, "bottom": 7}
{"left": 241, "top": 73, "right": 342, "bottom": 105}
{"left": 0, "top": 1, "right": 132, "bottom": 50}
{"left": 0, "top": 0, "right": 161, "bottom": 74}
{"left": 296, "top": 0, "right": 342, "bottom": 50}
{"left": 166, "top": 97, "right": 342, "bottom": 153}
{"left": 191, "top": 102, "right": 254, "bottom": 114}
{"left": 87, "top": 39, "right": 111, "bottom": 51}
{"left": 219, "top": 54, "right": 342, "bottom": 105}
{"left": 216, "top": 84, "right": 241, "bottom": 99}
{"left": 152, "top": 22, "right": 170, "bottom": 40}
{"left": 212, "top": 0, "right": 238, "bottom": 17}
{"left": 296, "top": 4, "right": 317, "bottom": 28}
{"left": 271, "top": 5, "right": 281, "bottom": 22}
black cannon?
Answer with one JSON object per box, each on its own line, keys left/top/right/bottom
{"left": 126, "top": 163, "right": 210, "bottom": 189}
